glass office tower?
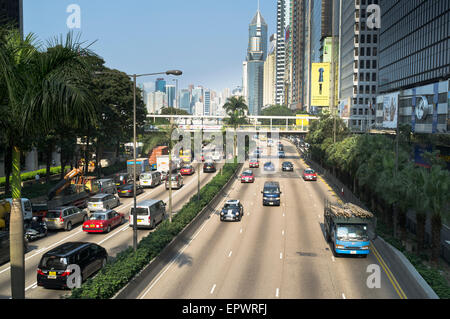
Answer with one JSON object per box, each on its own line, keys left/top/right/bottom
{"left": 246, "top": 9, "right": 268, "bottom": 115}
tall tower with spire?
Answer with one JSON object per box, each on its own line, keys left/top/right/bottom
{"left": 246, "top": 3, "right": 268, "bottom": 115}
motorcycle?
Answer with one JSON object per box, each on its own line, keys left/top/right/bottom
{"left": 25, "top": 218, "right": 48, "bottom": 241}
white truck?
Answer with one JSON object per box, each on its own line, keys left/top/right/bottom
{"left": 156, "top": 155, "right": 175, "bottom": 173}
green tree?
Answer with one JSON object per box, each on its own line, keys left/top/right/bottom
{"left": 0, "top": 28, "right": 98, "bottom": 298}
{"left": 223, "top": 96, "right": 249, "bottom": 160}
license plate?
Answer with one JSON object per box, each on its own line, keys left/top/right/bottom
{"left": 121, "top": 191, "right": 127, "bottom": 193}
{"left": 48, "top": 272, "right": 57, "bottom": 279}
{"left": 137, "top": 219, "right": 143, "bottom": 223}
{"left": 350, "top": 251, "right": 357, "bottom": 254}
{"left": 90, "top": 224, "right": 95, "bottom": 227}
{"left": 269, "top": 202, "right": 274, "bottom": 205}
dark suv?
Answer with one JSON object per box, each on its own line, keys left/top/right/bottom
{"left": 37, "top": 242, "right": 107, "bottom": 289}
{"left": 262, "top": 181, "right": 282, "bottom": 206}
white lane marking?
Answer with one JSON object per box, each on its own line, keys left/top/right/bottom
{"left": 331, "top": 255, "right": 335, "bottom": 262}
{"left": 210, "top": 284, "right": 216, "bottom": 294}
{"left": 26, "top": 282, "right": 37, "bottom": 290}
{"left": 139, "top": 172, "right": 233, "bottom": 299}
{"left": 240, "top": 228, "right": 243, "bottom": 234}
{"left": 342, "top": 293, "right": 346, "bottom": 299}
{"left": 228, "top": 251, "right": 232, "bottom": 257}
{"left": 280, "top": 252, "right": 283, "bottom": 259}
{"left": 276, "top": 288, "right": 280, "bottom": 298}
{"left": 282, "top": 230, "right": 285, "bottom": 236}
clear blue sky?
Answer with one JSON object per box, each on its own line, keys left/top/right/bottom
{"left": 23, "top": 0, "right": 276, "bottom": 93}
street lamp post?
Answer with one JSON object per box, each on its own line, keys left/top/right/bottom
{"left": 129, "top": 70, "right": 182, "bottom": 251}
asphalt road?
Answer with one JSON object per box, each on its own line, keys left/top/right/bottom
{"left": 0, "top": 161, "right": 223, "bottom": 299}
{"left": 136, "top": 140, "right": 402, "bottom": 299}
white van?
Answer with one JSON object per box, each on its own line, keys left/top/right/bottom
{"left": 129, "top": 199, "right": 166, "bottom": 229}
{"left": 139, "top": 171, "right": 162, "bottom": 188}
{"left": 6, "top": 198, "right": 33, "bottom": 221}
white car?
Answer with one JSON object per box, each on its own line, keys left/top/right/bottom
{"left": 212, "top": 152, "right": 222, "bottom": 161}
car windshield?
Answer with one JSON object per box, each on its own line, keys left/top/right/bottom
{"left": 224, "top": 203, "right": 239, "bottom": 209}
{"left": 242, "top": 171, "right": 252, "bottom": 176}
{"left": 169, "top": 175, "right": 178, "bottom": 181}
{"left": 40, "top": 256, "right": 68, "bottom": 269}
{"left": 336, "top": 224, "right": 369, "bottom": 241}
{"left": 90, "top": 214, "right": 107, "bottom": 220}
{"left": 140, "top": 173, "right": 152, "bottom": 179}
{"left": 305, "top": 169, "right": 315, "bottom": 174}
{"left": 283, "top": 162, "right": 291, "bottom": 166}
{"left": 264, "top": 187, "right": 280, "bottom": 194}
{"left": 183, "top": 166, "right": 192, "bottom": 169}
{"left": 250, "top": 159, "right": 258, "bottom": 162}
{"left": 130, "top": 207, "right": 149, "bottom": 216}
{"left": 264, "top": 162, "right": 273, "bottom": 166}
{"left": 46, "top": 211, "right": 61, "bottom": 218}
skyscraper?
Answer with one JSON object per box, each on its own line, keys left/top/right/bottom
{"left": 179, "top": 89, "right": 191, "bottom": 114}
{"left": 0, "top": 0, "right": 23, "bottom": 35}
{"left": 276, "top": 0, "right": 291, "bottom": 105}
{"left": 376, "top": 0, "right": 450, "bottom": 134}
{"left": 264, "top": 34, "right": 277, "bottom": 107}
{"left": 155, "top": 78, "right": 166, "bottom": 93}
{"left": 338, "top": 0, "right": 380, "bottom": 131}
{"left": 165, "top": 84, "right": 176, "bottom": 107}
{"left": 246, "top": 6, "right": 268, "bottom": 115}
{"left": 204, "top": 90, "right": 211, "bottom": 116}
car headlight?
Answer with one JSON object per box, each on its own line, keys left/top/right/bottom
{"left": 236, "top": 212, "right": 239, "bottom": 216}
{"left": 336, "top": 245, "right": 345, "bottom": 249}
{"left": 263, "top": 197, "right": 269, "bottom": 200}
{"left": 361, "top": 246, "right": 369, "bottom": 250}
{"left": 220, "top": 212, "right": 224, "bottom": 216}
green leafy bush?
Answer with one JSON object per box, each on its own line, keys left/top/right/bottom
{"left": 69, "top": 162, "right": 239, "bottom": 299}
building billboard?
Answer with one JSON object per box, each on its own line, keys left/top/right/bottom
{"left": 339, "top": 98, "right": 351, "bottom": 119}
{"left": 311, "top": 63, "right": 331, "bottom": 107}
{"left": 382, "top": 92, "right": 399, "bottom": 129}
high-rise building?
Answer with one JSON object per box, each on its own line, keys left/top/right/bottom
{"left": 0, "top": 0, "right": 23, "bottom": 35}
{"left": 147, "top": 91, "right": 166, "bottom": 114}
{"left": 264, "top": 34, "right": 277, "bottom": 107}
{"left": 165, "top": 84, "right": 176, "bottom": 107}
{"left": 242, "top": 61, "right": 248, "bottom": 103}
{"left": 289, "top": 0, "right": 307, "bottom": 111}
{"left": 375, "top": 0, "right": 450, "bottom": 134}
{"left": 246, "top": 7, "right": 268, "bottom": 115}
{"left": 191, "top": 86, "right": 203, "bottom": 111}
{"left": 179, "top": 89, "right": 191, "bottom": 114}
{"left": 203, "top": 90, "right": 211, "bottom": 116}
{"left": 338, "top": 0, "right": 380, "bottom": 132}
{"left": 155, "top": 78, "right": 166, "bottom": 93}
{"left": 276, "top": 0, "right": 291, "bottom": 105}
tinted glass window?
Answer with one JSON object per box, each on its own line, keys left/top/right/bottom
{"left": 46, "top": 211, "right": 61, "bottom": 218}
{"left": 40, "top": 256, "right": 68, "bottom": 269}
{"left": 131, "top": 207, "right": 149, "bottom": 216}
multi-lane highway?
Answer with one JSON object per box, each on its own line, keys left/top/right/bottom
{"left": 0, "top": 161, "right": 223, "bottom": 299}
{"left": 135, "top": 139, "right": 408, "bottom": 299}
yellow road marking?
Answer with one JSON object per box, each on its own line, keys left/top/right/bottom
{"left": 371, "top": 245, "right": 407, "bottom": 299}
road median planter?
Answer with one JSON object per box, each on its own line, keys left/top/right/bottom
{"left": 69, "top": 162, "right": 241, "bottom": 299}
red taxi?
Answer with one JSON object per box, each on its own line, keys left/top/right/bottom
{"left": 240, "top": 170, "right": 255, "bottom": 183}
{"left": 82, "top": 210, "right": 124, "bottom": 233}
{"left": 180, "top": 164, "right": 195, "bottom": 175}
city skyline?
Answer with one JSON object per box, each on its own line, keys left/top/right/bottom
{"left": 22, "top": 0, "right": 276, "bottom": 95}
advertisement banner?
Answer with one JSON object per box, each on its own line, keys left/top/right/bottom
{"left": 382, "top": 92, "right": 399, "bottom": 129}
{"left": 339, "top": 98, "right": 351, "bottom": 119}
{"left": 311, "top": 63, "right": 331, "bottom": 107}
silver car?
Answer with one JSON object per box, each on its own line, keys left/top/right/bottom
{"left": 87, "top": 193, "right": 120, "bottom": 212}
{"left": 44, "top": 206, "right": 88, "bottom": 231}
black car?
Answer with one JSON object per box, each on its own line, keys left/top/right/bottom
{"left": 37, "top": 242, "right": 107, "bottom": 289}
{"left": 220, "top": 200, "right": 244, "bottom": 222}
{"left": 278, "top": 144, "right": 284, "bottom": 151}
{"left": 264, "top": 162, "right": 275, "bottom": 171}
{"left": 203, "top": 161, "right": 216, "bottom": 173}
{"left": 118, "top": 184, "right": 144, "bottom": 197}
{"left": 282, "top": 161, "right": 294, "bottom": 171}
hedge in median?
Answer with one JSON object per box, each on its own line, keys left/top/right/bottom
{"left": 69, "top": 162, "right": 239, "bottom": 299}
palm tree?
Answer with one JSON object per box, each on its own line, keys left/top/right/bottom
{"left": 0, "top": 28, "right": 98, "bottom": 298}
{"left": 424, "top": 166, "right": 450, "bottom": 263}
{"left": 223, "top": 96, "right": 248, "bottom": 161}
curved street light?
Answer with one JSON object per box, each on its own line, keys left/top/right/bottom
{"left": 130, "top": 70, "right": 182, "bottom": 251}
